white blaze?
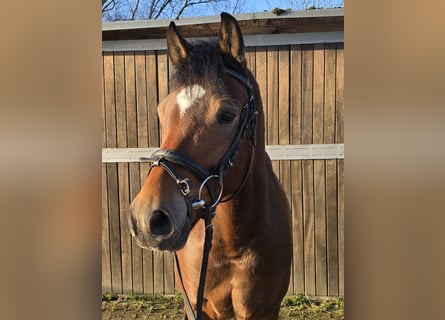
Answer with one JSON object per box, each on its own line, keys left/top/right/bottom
{"left": 176, "top": 85, "right": 206, "bottom": 117}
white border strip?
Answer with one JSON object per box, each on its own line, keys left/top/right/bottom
{"left": 102, "top": 144, "right": 344, "bottom": 163}
{"left": 102, "top": 31, "right": 344, "bottom": 52}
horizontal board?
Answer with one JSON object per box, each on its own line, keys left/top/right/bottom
{"left": 102, "top": 144, "right": 344, "bottom": 163}
{"left": 102, "top": 32, "right": 344, "bottom": 52}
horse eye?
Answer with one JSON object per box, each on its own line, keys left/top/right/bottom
{"left": 218, "top": 110, "right": 236, "bottom": 124}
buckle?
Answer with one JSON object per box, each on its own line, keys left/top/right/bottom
{"left": 178, "top": 178, "right": 192, "bottom": 196}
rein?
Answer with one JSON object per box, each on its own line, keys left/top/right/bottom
{"left": 140, "top": 65, "right": 257, "bottom": 320}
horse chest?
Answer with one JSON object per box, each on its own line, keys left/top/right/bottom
{"left": 203, "top": 252, "right": 259, "bottom": 318}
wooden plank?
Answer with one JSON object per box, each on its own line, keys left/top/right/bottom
{"left": 164, "top": 252, "right": 175, "bottom": 294}
{"left": 313, "top": 44, "right": 327, "bottom": 296}
{"left": 146, "top": 51, "right": 160, "bottom": 147}
{"left": 312, "top": 44, "right": 324, "bottom": 145}
{"left": 107, "top": 163, "right": 122, "bottom": 293}
{"left": 115, "top": 53, "right": 126, "bottom": 148}
{"left": 246, "top": 47, "right": 256, "bottom": 78}
{"left": 314, "top": 160, "right": 327, "bottom": 296}
{"left": 102, "top": 57, "right": 107, "bottom": 148}
{"left": 302, "top": 45, "right": 313, "bottom": 145}
{"left": 337, "top": 159, "right": 344, "bottom": 296}
{"left": 266, "top": 46, "right": 279, "bottom": 145}
{"left": 116, "top": 52, "right": 133, "bottom": 294}
{"left": 291, "top": 160, "right": 304, "bottom": 294}
{"left": 102, "top": 164, "right": 112, "bottom": 292}
{"left": 135, "top": 52, "right": 148, "bottom": 148}
{"left": 326, "top": 159, "right": 339, "bottom": 295}
{"left": 102, "top": 144, "right": 344, "bottom": 163}
{"left": 324, "top": 43, "right": 336, "bottom": 144}
{"left": 118, "top": 162, "right": 132, "bottom": 294}
{"left": 278, "top": 46, "right": 290, "bottom": 146}
{"left": 153, "top": 250, "right": 165, "bottom": 294}
{"left": 267, "top": 46, "right": 279, "bottom": 175}
{"left": 278, "top": 45, "right": 292, "bottom": 294}
{"left": 324, "top": 43, "right": 339, "bottom": 296}
{"left": 255, "top": 46, "right": 267, "bottom": 148}
{"left": 102, "top": 32, "right": 344, "bottom": 52}
{"left": 335, "top": 43, "right": 344, "bottom": 143}
{"left": 301, "top": 44, "right": 315, "bottom": 295}
{"left": 102, "top": 54, "right": 112, "bottom": 292}
{"left": 104, "top": 53, "right": 123, "bottom": 293}
{"left": 302, "top": 159, "right": 315, "bottom": 296}
{"left": 143, "top": 250, "right": 154, "bottom": 294}
{"left": 290, "top": 44, "right": 304, "bottom": 295}
{"left": 125, "top": 52, "right": 137, "bottom": 148}
{"left": 103, "top": 53, "right": 116, "bottom": 148}
{"left": 335, "top": 43, "right": 344, "bottom": 296}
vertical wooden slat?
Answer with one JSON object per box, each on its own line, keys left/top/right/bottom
{"left": 246, "top": 47, "right": 256, "bottom": 78}
{"left": 290, "top": 45, "right": 304, "bottom": 295}
{"left": 107, "top": 163, "right": 121, "bottom": 293}
{"left": 324, "top": 43, "right": 337, "bottom": 144}
{"left": 102, "top": 163, "right": 112, "bottom": 292}
{"left": 147, "top": 51, "right": 160, "bottom": 147}
{"left": 326, "top": 159, "right": 338, "bottom": 295}
{"left": 267, "top": 46, "right": 279, "bottom": 176}
{"left": 102, "top": 54, "right": 113, "bottom": 293}
{"left": 325, "top": 43, "right": 339, "bottom": 296}
{"left": 313, "top": 44, "right": 327, "bottom": 296}
{"left": 336, "top": 43, "right": 345, "bottom": 296}
{"left": 103, "top": 53, "right": 117, "bottom": 148}
{"left": 337, "top": 159, "right": 344, "bottom": 296}
{"left": 302, "top": 44, "right": 315, "bottom": 296}
{"left": 336, "top": 43, "right": 344, "bottom": 144}
{"left": 278, "top": 45, "right": 292, "bottom": 295}
{"left": 255, "top": 46, "right": 267, "bottom": 144}
{"left": 105, "top": 52, "right": 123, "bottom": 293}
{"left": 116, "top": 52, "right": 133, "bottom": 294}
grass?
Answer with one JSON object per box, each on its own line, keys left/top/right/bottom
{"left": 280, "top": 294, "right": 344, "bottom": 319}
{"left": 102, "top": 292, "right": 344, "bottom": 319}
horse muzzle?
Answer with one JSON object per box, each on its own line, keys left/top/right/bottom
{"left": 128, "top": 198, "right": 192, "bottom": 251}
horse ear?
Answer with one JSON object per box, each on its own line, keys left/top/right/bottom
{"left": 219, "top": 12, "right": 245, "bottom": 64}
{"left": 166, "top": 22, "right": 190, "bottom": 65}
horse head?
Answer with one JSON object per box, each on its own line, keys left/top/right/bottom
{"left": 129, "top": 13, "right": 260, "bottom": 251}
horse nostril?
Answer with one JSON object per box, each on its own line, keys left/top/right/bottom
{"left": 149, "top": 210, "right": 173, "bottom": 237}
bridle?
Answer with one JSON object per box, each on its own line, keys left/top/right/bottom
{"left": 140, "top": 65, "right": 257, "bottom": 320}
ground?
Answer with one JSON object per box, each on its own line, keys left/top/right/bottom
{"left": 102, "top": 293, "right": 344, "bottom": 320}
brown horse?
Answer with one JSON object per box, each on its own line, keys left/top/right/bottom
{"left": 129, "top": 13, "right": 292, "bottom": 320}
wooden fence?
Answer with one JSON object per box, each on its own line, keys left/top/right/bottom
{"left": 102, "top": 10, "right": 344, "bottom": 297}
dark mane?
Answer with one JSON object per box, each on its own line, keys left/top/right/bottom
{"left": 170, "top": 39, "right": 247, "bottom": 92}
